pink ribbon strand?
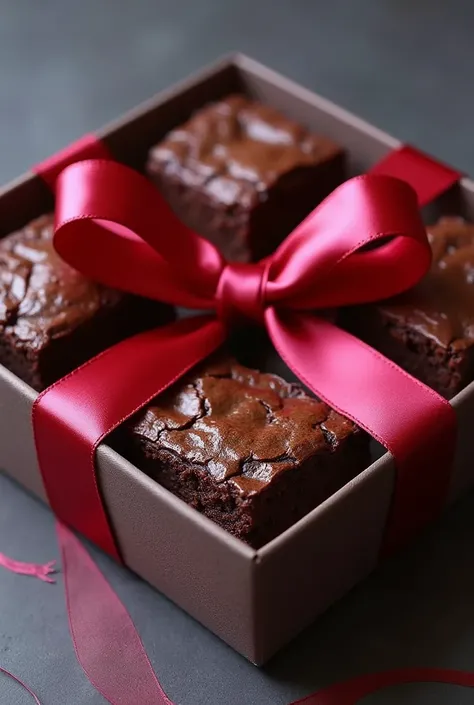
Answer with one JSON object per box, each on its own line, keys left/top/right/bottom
{"left": 57, "top": 522, "right": 174, "bottom": 705}
{"left": 0, "top": 551, "right": 56, "bottom": 583}
{"left": 0, "top": 667, "right": 42, "bottom": 703}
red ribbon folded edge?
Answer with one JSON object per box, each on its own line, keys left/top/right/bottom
{"left": 5, "top": 133, "right": 459, "bottom": 705}
{"left": 372, "top": 144, "right": 461, "bottom": 206}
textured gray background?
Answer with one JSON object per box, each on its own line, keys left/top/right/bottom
{"left": 1, "top": 0, "right": 474, "bottom": 702}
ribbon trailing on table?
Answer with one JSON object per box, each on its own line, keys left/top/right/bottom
{"left": 1, "top": 136, "right": 456, "bottom": 703}
{"left": 0, "top": 667, "right": 43, "bottom": 703}
{"left": 293, "top": 667, "right": 474, "bottom": 704}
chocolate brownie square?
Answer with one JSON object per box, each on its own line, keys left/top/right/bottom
{"left": 128, "top": 355, "right": 369, "bottom": 547}
{"left": 342, "top": 217, "right": 474, "bottom": 399}
{"left": 146, "top": 94, "right": 345, "bottom": 262}
{"left": 0, "top": 214, "right": 173, "bottom": 391}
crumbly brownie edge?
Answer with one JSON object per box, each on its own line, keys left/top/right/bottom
{"left": 340, "top": 306, "right": 474, "bottom": 399}
{"left": 130, "top": 425, "right": 369, "bottom": 548}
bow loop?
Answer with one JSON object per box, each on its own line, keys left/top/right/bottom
{"left": 265, "top": 175, "right": 431, "bottom": 310}
{"left": 54, "top": 159, "right": 223, "bottom": 309}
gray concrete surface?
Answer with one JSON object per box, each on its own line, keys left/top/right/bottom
{"left": 2, "top": 0, "right": 474, "bottom": 702}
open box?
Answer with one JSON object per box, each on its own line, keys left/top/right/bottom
{"left": 1, "top": 53, "right": 474, "bottom": 666}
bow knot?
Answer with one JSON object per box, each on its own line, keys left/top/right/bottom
{"left": 216, "top": 261, "right": 270, "bottom": 326}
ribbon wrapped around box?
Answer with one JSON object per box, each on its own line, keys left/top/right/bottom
{"left": 0, "top": 134, "right": 460, "bottom": 703}
{"left": 33, "top": 137, "right": 458, "bottom": 559}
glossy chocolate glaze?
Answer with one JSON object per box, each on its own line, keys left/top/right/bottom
{"left": 0, "top": 214, "right": 120, "bottom": 350}
{"left": 0, "top": 214, "right": 174, "bottom": 391}
{"left": 148, "top": 94, "right": 341, "bottom": 209}
{"left": 132, "top": 355, "right": 359, "bottom": 498}
{"left": 379, "top": 217, "right": 474, "bottom": 350}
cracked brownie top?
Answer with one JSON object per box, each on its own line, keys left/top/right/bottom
{"left": 147, "top": 94, "right": 342, "bottom": 209}
{"left": 131, "top": 355, "right": 360, "bottom": 497}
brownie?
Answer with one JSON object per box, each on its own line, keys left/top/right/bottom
{"left": 128, "top": 355, "right": 369, "bottom": 547}
{"left": 341, "top": 217, "right": 474, "bottom": 399}
{"left": 146, "top": 94, "right": 345, "bottom": 262}
{"left": 0, "top": 214, "right": 173, "bottom": 391}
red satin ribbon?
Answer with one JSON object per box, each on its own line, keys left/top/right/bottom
{"left": 35, "top": 133, "right": 112, "bottom": 188}
{"left": 35, "top": 161, "right": 455, "bottom": 558}
{"left": 371, "top": 145, "right": 462, "bottom": 207}
{"left": 292, "top": 668, "right": 474, "bottom": 704}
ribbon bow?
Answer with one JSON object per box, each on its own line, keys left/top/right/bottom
{"left": 33, "top": 158, "right": 455, "bottom": 565}
{"left": 54, "top": 162, "right": 430, "bottom": 312}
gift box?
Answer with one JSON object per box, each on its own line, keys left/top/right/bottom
{"left": 0, "top": 53, "right": 473, "bottom": 666}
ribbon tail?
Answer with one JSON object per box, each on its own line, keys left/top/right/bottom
{"left": 53, "top": 159, "right": 222, "bottom": 307}
{"left": 57, "top": 521, "right": 175, "bottom": 705}
{"left": 0, "top": 551, "right": 56, "bottom": 583}
{"left": 265, "top": 309, "right": 456, "bottom": 554}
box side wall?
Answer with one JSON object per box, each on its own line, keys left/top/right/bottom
{"left": 252, "top": 456, "right": 394, "bottom": 664}
{"left": 450, "top": 383, "right": 474, "bottom": 501}
{"left": 0, "top": 367, "right": 46, "bottom": 501}
{"left": 97, "top": 446, "right": 257, "bottom": 660}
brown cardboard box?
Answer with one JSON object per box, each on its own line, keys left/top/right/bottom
{"left": 1, "top": 54, "right": 473, "bottom": 665}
